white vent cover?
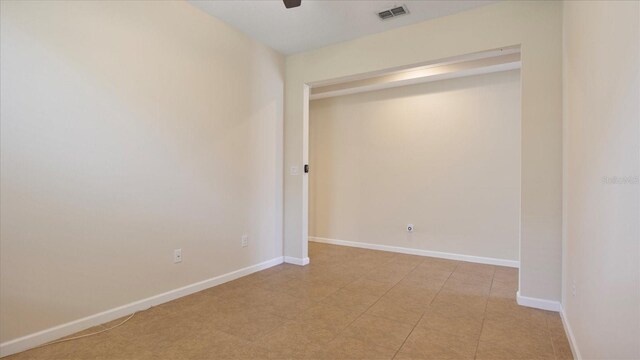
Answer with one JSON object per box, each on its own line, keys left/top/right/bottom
{"left": 377, "top": 5, "right": 409, "bottom": 20}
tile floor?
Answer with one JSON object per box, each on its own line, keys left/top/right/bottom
{"left": 7, "top": 242, "right": 573, "bottom": 359}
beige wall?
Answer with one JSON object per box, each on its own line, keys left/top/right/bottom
{"left": 309, "top": 71, "right": 521, "bottom": 262}
{"left": 563, "top": 1, "right": 640, "bottom": 358}
{"left": 0, "top": 0, "right": 283, "bottom": 342}
{"left": 285, "top": 1, "right": 563, "bottom": 302}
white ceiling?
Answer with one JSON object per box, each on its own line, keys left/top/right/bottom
{"left": 189, "top": 0, "right": 495, "bottom": 55}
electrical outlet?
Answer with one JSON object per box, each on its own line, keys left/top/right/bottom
{"left": 174, "top": 249, "right": 182, "bottom": 263}
{"left": 241, "top": 235, "right": 248, "bottom": 247}
{"left": 571, "top": 280, "right": 576, "bottom": 297}
{"left": 407, "top": 224, "right": 414, "bottom": 232}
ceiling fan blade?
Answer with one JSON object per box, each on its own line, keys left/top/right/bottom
{"left": 283, "top": 0, "right": 301, "bottom": 9}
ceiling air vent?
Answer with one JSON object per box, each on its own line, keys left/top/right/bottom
{"left": 377, "top": 5, "right": 409, "bottom": 20}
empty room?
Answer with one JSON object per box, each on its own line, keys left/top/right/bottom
{"left": 0, "top": 1, "right": 638, "bottom": 360}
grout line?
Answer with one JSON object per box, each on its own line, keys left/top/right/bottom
{"left": 329, "top": 253, "right": 426, "bottom": 346}
{"left": 256, "top": 246, "right": 427, "bottom": 352}
{"left": 244, "top": 245, "right": 517, "bottom": 358}
{"left": 546, "top": 313, "right": 561, "bottom": 360}
{"left": 472, "top": 266, "right": 496, "bottom": 360}
{"left": 391, "top": 262, "right": 460, "bottom": 360}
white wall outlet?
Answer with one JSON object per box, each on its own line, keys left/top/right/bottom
{"left": 571, "top": 280, "right": 576, "bottom": 297}
{"left": 241, "top": 235, "right": 248, "bottom": 247}
{"left": 290, "top": 165, "right": 299, "bottom": 176}
{"left": 407, "top": 224, "right": 414, "bottom": 232}
{"left": 174, "top": 248, "right": 182, "bottom": 263}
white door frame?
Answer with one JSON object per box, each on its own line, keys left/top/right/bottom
{"left": 300, "top": 48, "right": 522, "bottom": 269}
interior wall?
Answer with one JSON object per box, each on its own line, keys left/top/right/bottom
{"left": 0, "top": 0, "right": 284, "bottom": 342}
{"left": 309, "top": 70, "right": 521, "bottom": 262}
{"left": 563, "top": 1, "right": 639, "bottom": 358}
{"left": 285, "top": 1, "right": 563, "bottom": 302}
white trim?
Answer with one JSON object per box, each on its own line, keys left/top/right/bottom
{"left": 310, "top": 60, "right": 521, "bottom": 100}
{"left": 301, "top": 84, "right": 310, "bottom": 263}
{"left": 309, "top": 237, "right": 519, "bottom": 268}
{"left": 307, "top": 46, "right": 521, "bottom": 88}
{"left": 284, "top": 256, "right": 310, "bottom": 266}
{"left": 516, "top": 291, "right": 562, "bottom": 312}
{"left": 0, "top": 256, "right": 284, "bottom": 358}
{"left": 560, "top": 306, "right": 582, "bottom": 360}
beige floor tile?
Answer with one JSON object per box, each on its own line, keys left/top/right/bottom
{"left": 358, "top": 251, "right": 397, "bottom": 264}
{"left": 340, "top": 314, "right": 414, "bottom": 351}
{"left": 315, "top": 336, "right": 397, "bottom": 360}
{"left": 396, "top": 327, "right": 478, "bottom": 360}
{"left": 546, "top": 311, "right": 567, "bottom": 336}
{"left": 546, "top": 312, "right": 573, "bottom": 359}
{"left": 210, "top": 292, "right": 263, "bottom": 314}
{"left": 480, "top": 317, "right": 550, "bottom": 345}
{"left": 102, "top": 310, "right": 210, "bottom": 353}
{"left": 493, "top": 266, "right": 518, "bottom": 284}
{"left": 256, "top": 274, "right": 301, "bottom": 293}
{"left": 142, "top": 326, "right": 268, "bottom": 359}
{"left": 282, "top": 281, "right": 340, "bottom": 302}
{"left": 342, "top": 277, "right": 395, "bottom": 297}
{"left": 247, "top": 288, "right": 316, "bottom": 319}
{"left": 418, "top": 308, "right": 484, "bottom": 339}
{"left": 255, "top": 263, "right": 290, "bottom": 277}
{"left": 475, "top": 337, "right": 555, "bottom": 360}
{"left": 485, "top": 297, "right": 549, "bottom": 331}
{"left": 382, "top": 284, "right": 437, "bottom": 312}
{"left": 255, "top": 320, "right": 337, "bottom": 346}
{"left": 278, "top": 264, "right": 314, "bottom": 278}
{"left": 365, "top": 268, "right": 412, "bottom": 284}
{"left": 393, "top": 353, "right": 425, "bottom": 360}
{"left": 321, "top": 288, "right": 381, "bottom": 312}
{"left": 264, "top": 342, "right": 326, "bottom": 360}
{"left": 448, "top": 270, "right": 494, "bottom": 286}
{"left": 309, "top": 272, "right": 361, "bottom": 288}
{"left": 206, "top": 308, "right": 286, "bottom": 340}
{"left": 253, "top": 321, "right": 335, "bottom": 359}
{"left": 489, "top": 281, "right": 517, "bottom": 300}
{"left": 418, "top": 257, "right": 459, "bottom": 272}
{"left": 388, "top": 253, "right": 426, "bottom": 266}
{"left": 398, "top": 275, "right": 448, "bottom": 291}
{"left": 442, "top": 278, "right": 492, "bottom": 297}
{"left": 407, "top": 266, "right": 453, "bottom": 281}
{"left": 223, "top": 286, "right": 282, "bottom": 307}
{"left": 387, "top": 282, "right": 438, "bottom": 299}
{"left": 431, "top": 290, "right": 488, "bottom": 314}
{"left": 7, "top": 243, "right": 574, "bottom": 360}
{"left": 426, "top": 300, "right": 486, "bottom": 321}
{"left": 295, "top": 303, "right": 363, "bottom": 332}
{"left": 491, "top": 278, "right": 518, "bottom": 290}
{"left": 551, "top": 332, "right": 574, "bottom": 360}
{"left": 6, "top": 328, "right": 156, "bottom": 360}
{"left": 365, "top": 296, "right": 425, "bottom": 325}
{"left": 455, "top": 262, "right": 496, "bottom": 277}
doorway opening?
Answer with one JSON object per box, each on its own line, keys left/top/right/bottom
{"left": 301, "top": 46, "right": 522, "bottom": 273}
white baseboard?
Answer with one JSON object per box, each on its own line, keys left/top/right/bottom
{"left": 284, "top": 256, "right": 310, "bottom": 266}
{"left": 309, "top": 236, "right": 519, "bottom": 268}
{"left": 560, "top": 306, "right": 582, "bottom": 360}
{"left": 516, "top": 291, "right": 562, "bottom": 312}
{"left": 0, "top": 256, "right": 284, "bottom": 358}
